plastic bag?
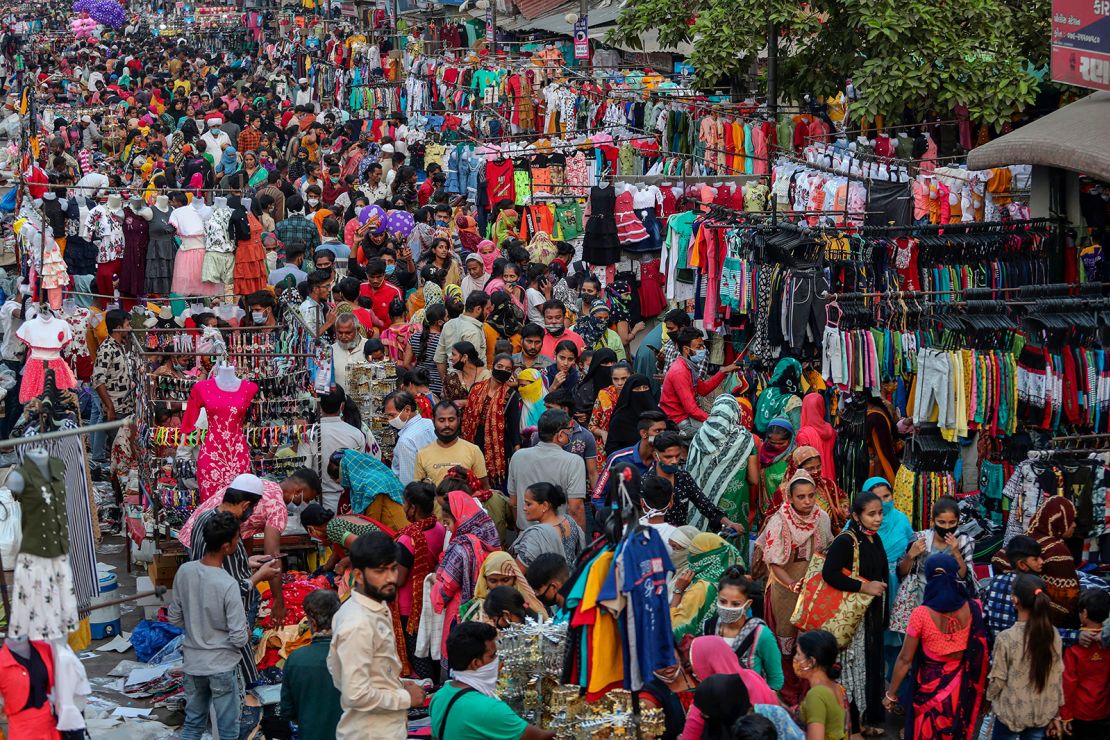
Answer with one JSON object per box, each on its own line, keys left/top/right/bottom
{"left": 0, "top": 486, "right": 21, "bottom": 565}
{"left": 130, "top": 620, "right": 183, "bottom": 662}
{"left": 147, "top": 634, "right": 184, "bottom": 665}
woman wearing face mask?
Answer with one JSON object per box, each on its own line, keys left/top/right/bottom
{"left": 487, "top": 262, "right": 527, "bottom": 314}
{"left": 461, "top": 551, "right": 545, "bottom": 624}
{"left": 510, "top": 482, "right": 586, "bottom": 568}
{"left": 587, "top": 360, "right": 632, "bottom": 462}
{"left": 755, "top": 469, "right": 834, "bottom": 704}
{"left": 151, "top": 353, "right": 186, "bottom": 378}
{"left": 393, "top": 481, "right": 447, "bottom": 680}
{"left": 431, "top": 490, "right": 500, "bottom": 662}
{"left": 482, "top": 586, "right": 540, "bottom": 630}
{"left": 795, "top": 630, "right": 850, "bottom": 740}
{"left": 407, "top": 206, "right": 436, "bottom": 263}
{"left": 574, "top": 301, "right": 625, "bottom": 360}
{"left": 460, "top": 353, "right": 522, "bottom": 487}
{"left": 485, "top": 291, "right": 525, "bottom": 351}
{"left": 892, "top": 497, "right": 977, "bottom": 633}
{"left": 544, "top": 339, "right": 580, "bottom": 395}
{"left": 753, "top": 356, "right": 803, "bottom": 435}
{"left": 242, "top": 149, "right": 267, "bottom": 189}
{"left": 820, "top": 490, "right": 889, "bottom": 737}
{"left": 865, "top": 476, "right": 915, "bottom": 673}
{"left": 441, "top": 340, "right": 488, "bottom": 408}
{"left": 700, "top": 566, "right": 784, "bottom": 690}
{"left": 575, "top": 347, "right": 618, "bottom": 412}
{"left": 884, "top": 553, "right": 989, "bottom": 740}
{"left": 603, "top": 373, "right": 659, "bottom": 455}
{"left": 400, "top": 306, "right": 443, "bottom": 389}
{"left": 757, "top": 417, "right": 797, "bottom": 517}
{"left": 671, "top": 533, "right": 743, "bottom": 640}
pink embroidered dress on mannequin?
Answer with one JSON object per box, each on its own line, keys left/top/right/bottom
{"left": 16, "top": 313, "right": 76, "bottom": 402}
{"left": 180, "top": 376, "right": 259, "bottom": 502}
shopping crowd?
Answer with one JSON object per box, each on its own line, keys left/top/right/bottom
{"left": 3, "top": 8, "right": 1110, "bottom": 740}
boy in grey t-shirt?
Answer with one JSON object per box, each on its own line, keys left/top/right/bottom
{"left": 168, "top": 512, "right": 278, "bottom": 740}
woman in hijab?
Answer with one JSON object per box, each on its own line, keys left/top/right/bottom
{"left": 865, "top": 476, "right": 915, "bottom": 670}
{"left": 687, "top": 395, "right": 759, "bottom": 539}
{"left": 460, "top": 253, "right": 489, "bottom": 301}
{"left": 757, "top": 418, "right": 796, "bottom": 516}
{"left": 884, "top": 553, "right": 989, "bottom": 740}
{"left": 574, "top": 301, "right": 622, "bottom": 357}
{"left": 755, "top": 469, "right": 834, "bottom": 705}
{"left": 753, "top": 357, "right": 803, "bottom": 434}
{"left": 692, "top": 675, "right": 749, "bottom": 740}
{"left": 216, "top": 144, "right": 240, "bottom": 180}
{"left": 575, "top": 348, "right": 618, "bottom": 412}
{"left": 604, "top": 373, "right": 659, "bottom": 456}
{"left": 456, "top": 214, "right": 483, "bottom": 253}
{"left": 768, "top": 446, "right": 848, "bottom": 529}
{"left": 489, "top": 207, "right": 519, "bottom": 248}
{"left": 671, "top": 533, "right": 743, "bottom": 640}
{"left": 461, "top": 551, "right": 546, "bottom": 623}
{"left": 431, "top": 490, "right": 499, "bottom": 658}
{"left": 486, "top": 290, "right": 525, "bottom": 349}
{"left": 795, "top": 392, "right": 837, "bottom": 479}
{"left": 516, "top": 368, "right": 548, "bottom": 429}
{"left": 587, "top": 361, "right": 632, "bottom": 463}
{"left": 408, "top": 206, "right": 437, "bottom": 263}
{"left": 685, "top": 636, "right": 779, "bottom": 736}
{"left": 1023, "top": 496, "right": 1079, "bottom": 624}
{"left": 460, "top": 353, "right": 523, "bottom": 487}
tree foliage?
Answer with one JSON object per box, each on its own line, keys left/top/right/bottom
{"left": 609, "top": 0, "right": 1050, "bottom": 127}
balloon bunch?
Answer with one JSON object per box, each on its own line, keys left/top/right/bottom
{"left": 69, "top": 16, "right": 100, "bottom": 39}
{"left": 72, "top": 0, "right": 127, "bottom": 30}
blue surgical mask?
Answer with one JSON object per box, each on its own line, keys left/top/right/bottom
{"left": 881, "top": 500, "right": 894, "bottom": 515}
{"left": 659, "top": 462, "right": 682, "bottom": 474}
{"left": 689, "top": 349, "right": 707, "bottom": 364}
{"left": 385, "top": 263, "right": 396, "bottom": 275}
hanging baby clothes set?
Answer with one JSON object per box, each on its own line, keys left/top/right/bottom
{"left": 15, "top": 313, "right": 76, "bottom": 403}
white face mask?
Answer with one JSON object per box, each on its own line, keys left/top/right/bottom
{"left": 388, "top": 414, "right": 406, "bottom": 430}
{"left": 307, "top": 198, "right": 319, "bottom": 207}
{"left": 451, "top": 657, "right": 501, "bottom": 697}
{"left": 716, "top": 601, "right": 751, "bottom": 625}
{"left": 251, "top": 311, "right": 266, "bottom": 324}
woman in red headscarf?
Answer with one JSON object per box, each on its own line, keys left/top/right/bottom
{"left": 795, "top": 393, "right": 837, "bottom": 480}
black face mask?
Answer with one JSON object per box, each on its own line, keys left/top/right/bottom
{"left": 934, "top": 524, "right": 958, "bottom": 539}
{"left": 452, "top": 360, "right": 466, "bottom": 371}
{"left": 491, "top": 368, "right": 513, "bottom": 384}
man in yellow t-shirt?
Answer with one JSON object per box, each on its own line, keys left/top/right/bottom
{"left": 412, "top": 401, "right": 488, "bottom": 487}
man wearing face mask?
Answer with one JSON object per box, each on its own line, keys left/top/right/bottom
{"left": 359, "top": 258, "right": 404, "bottom": 330}
{"left": 385, "top": 390, "right": 436, "bottom": 485}
{"left": 429, "top": 621, "right": 555, "bottom": 740}
{"left": 507, "top": 409, "right": 588, "bottom": 531}
{"left": 328, "top": 532, "right": 426, "bottom": 739}
{"left": 539, "top": 299, "right": 584, "bottom": 358}
{"left": 645, "top": 431, "right": 739, "bottom": 532}
{"left": 245, "top": 290, "right": 277, "bottom": 329}
{"left": 659, "top": 327, "right": 739, "bottom": 438}
{"left": 524, "top": 553, "right": 571, "bottom": 616}
{"left": 331, "top": 314, "right": 367, "bottom": 391}
{"left": 592, "top": 412, "right": 668, "bottom": 510}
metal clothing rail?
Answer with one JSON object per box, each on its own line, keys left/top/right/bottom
{"left": 0, "top": 419, "right": 128, "bottom": 449}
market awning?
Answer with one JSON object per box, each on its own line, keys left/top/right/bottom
{"left": 967, "top": 92, "right": 1110, "bottom": 183}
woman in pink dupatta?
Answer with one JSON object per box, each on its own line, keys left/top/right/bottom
{"left": 795, "top": 392, "right": 837, "bottom": 479}
{"left": 430, "top": 490, "right": 500, "bottom": 657}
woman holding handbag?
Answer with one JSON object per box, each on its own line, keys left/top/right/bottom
{"left": 890, "top": 497, "right": 977, "bottom": 634}
{"left": 820, "top": 490, "right": 889, "bottom": 737}
{"left": 754, "top": 469, "right": 833, "bottom": 705}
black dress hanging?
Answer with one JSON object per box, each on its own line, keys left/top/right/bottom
{"left": 583, "top": 185, "right": 620, "bottom": 266}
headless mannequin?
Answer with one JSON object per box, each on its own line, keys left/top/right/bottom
{"left": 7, "top": 636, "right": 30, "bottom": 659}
{"left": 129, "top": 197, "right": 153, "bottom": 221}
{"left": 213, "top": 196, "right": 228, "bottom": 210}
{"left": 6, "top": 446, "right": 49, "bottom": 498}
{"left": 154, "top": 195, "right": 170, "bottom": 212}
{"left": 214, "top": 362, "right": 241, "bottom": 392}
{"left": 106, "top": 194, "right": 123, "bottom": 216}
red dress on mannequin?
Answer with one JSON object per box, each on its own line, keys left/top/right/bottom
{"left": 0, "top": 641, "right": 59, "bottom": 739}
{"left": 181, "top": 378, "right": 260, "bottom": 502}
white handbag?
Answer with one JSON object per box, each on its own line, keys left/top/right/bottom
{"left": 0, "top": 487, "right": 22, "bottom": 565}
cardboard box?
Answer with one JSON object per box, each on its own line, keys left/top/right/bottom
{"left": 148, "top": 553, "right": 185, "bottom": 587}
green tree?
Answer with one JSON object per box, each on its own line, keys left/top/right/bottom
{"left": 609, "top": 0, "right": 1049, "bottom": 127}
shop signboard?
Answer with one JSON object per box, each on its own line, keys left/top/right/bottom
{"left": 574, "top": 16, "right": 589, "bottom": 60}
{"left": 1051, "top": 0, "right": 1110, "bottom": 91}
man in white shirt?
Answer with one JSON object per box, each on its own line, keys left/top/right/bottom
{"left": 331, "top": 314, "right": 367, "bottom": 392}
{"left": 294, "top": 78, "right": 314, "bottom": 110}
{"left": 200, "top": 114, "right": 231, "bottom": 160}
{"left": 361, "top": 163, "right": 390, "bottom": 204}
{"left": 297, "top": 387, "right": 367, "bottom": 513}
{"left": 299, "top": 270, "right": 335, "bottom": 338}
{"left": 383, "top": 391, "right": 436, "bottom": 485}
{"left": 328, "top": 531, "right": 424, "bottom": 739}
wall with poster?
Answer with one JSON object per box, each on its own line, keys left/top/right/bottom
{"left": 1051, "top": 0, "right": 1110, "bottom": 91}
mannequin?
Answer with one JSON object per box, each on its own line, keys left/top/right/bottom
{"left": 147, "top": 196, "right": 176, "bottom": 295}
{"left": 170, "top": 198, "right": 219, "bottom": 296}
{"left": 121, "top": 198, "right": 152, "bottom": 300}
{"left": 106, "top": 193, "right": 123, "bottom": 215}
{"left": 154, "top": 194, "right": 170, "bottom": 212}
{"left": 86, "top": 195, "right": 126, "bottom": 297}
{"left": 214, "top": 362, "right": 241, "bottom": 392}
{"left": 129, "top": 196, "right": 153, "bottom": 221}
{"left": 15, "top": 309, "right": 76, "bottom": 402}
{"left": 180, "top": 366, "right": 258, "bottom": 502}
{"left": 203, "top": 196, "right": 236, "bottom": 292}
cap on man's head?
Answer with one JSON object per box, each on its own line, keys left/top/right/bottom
{"left": 227, "top": 473, "right": 264, "bottom": 500}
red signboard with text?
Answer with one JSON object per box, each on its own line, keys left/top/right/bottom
{"left": 1051, "top": 0, "right": 1110, "bottom": 91}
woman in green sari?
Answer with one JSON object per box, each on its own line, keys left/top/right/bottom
{"left": 753, "top": 357, "right": 803, "bottom": 434}
{"left": 686, "top": 395, "right": 760, "bottom": 558}
{"left": 757, "top": 418, "right": 796, "bottom": 520}
{"left": 670, "top": 533, "right": 743, "bottom": 640}
{"left": 242, "top": 150, "right": 269, "bottom": 189}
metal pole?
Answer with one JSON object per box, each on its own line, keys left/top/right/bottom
{"left": 767, "top": 19, "right": 778, "bottom": 228}
{"left": 0, "top": 419, "right": 129, "bottom": 449}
